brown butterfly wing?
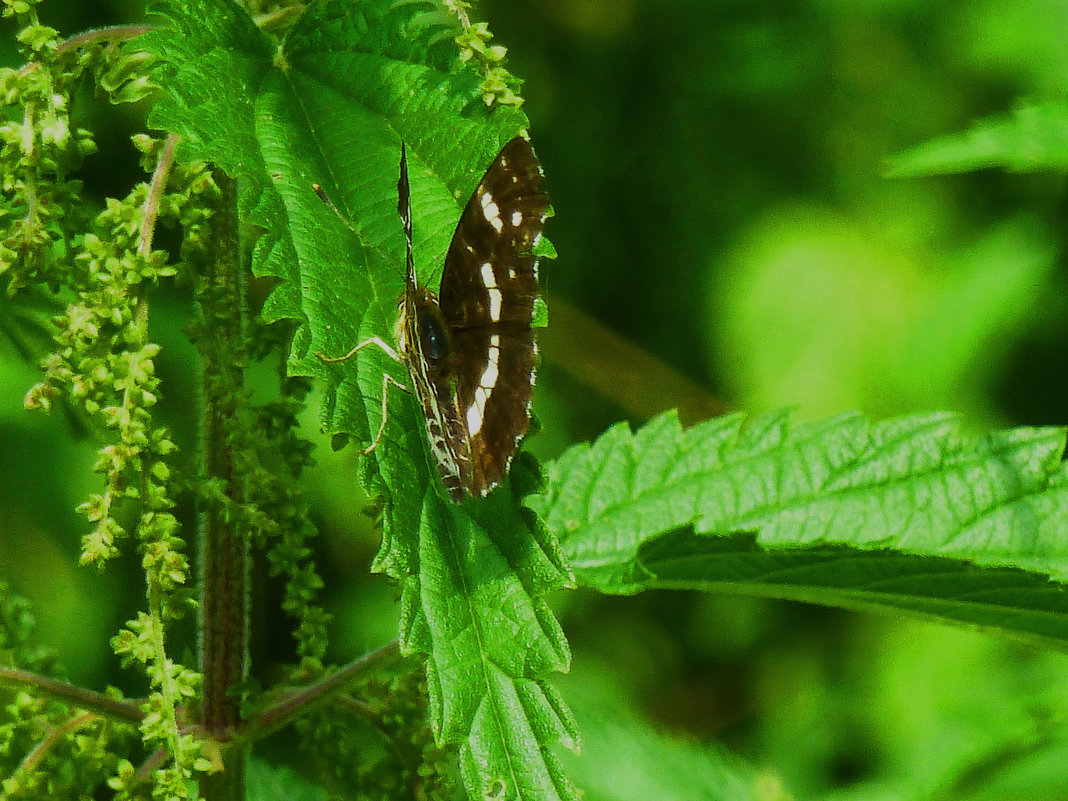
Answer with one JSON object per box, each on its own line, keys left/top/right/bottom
{"left": 434, "top": 137, "right": 549, "bottom": 496}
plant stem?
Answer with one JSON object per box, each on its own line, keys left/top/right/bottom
{"left": 6, "top": 711, "right": 100, "bottom": 788}
{"left": 147, "top": 576, "right": 188, "bottom": 773}
{"left": 0, "top": 666, "right": 144, "bottom": 722}
{"left": 539, "top": 293, "right": 724, "bottom": 424}
{"left": 197, "top": 168, "right": 249, "bottom": 801}
{"left": 18, "top": 25, "right": 154, "bottom": 78}
{"left": 139, "top": 134, "right": 178, "bottom": 258}
{"left": 137, "top": 131, "right": 190, "bottom": 780}
{"left": 248, "top": 641, "right": 404, "bottom": 738}
{"left": 55, "top": 25, "right": 153, "bottom": 55}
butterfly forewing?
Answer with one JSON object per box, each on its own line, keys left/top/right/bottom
{"left": 443, "top": 138, "right": 548, "bottom": 498}
{"left": 438, "top": 137, "right": 547, "bottom": 327}
{"left": 399, "top": 137, "right": 548, "bottom": 501}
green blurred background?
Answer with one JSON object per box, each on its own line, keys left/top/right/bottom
{"left": 4, "top": 1, "right": 1068, "bottom": 798}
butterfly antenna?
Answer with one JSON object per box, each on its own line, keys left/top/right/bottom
{"left": 397, "top": 142, "right": 416, "bottom": 286}
{"left": 312, "top": 183, "right": 359, "bottom": 236}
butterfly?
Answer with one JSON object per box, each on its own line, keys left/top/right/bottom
{"left": 320, "top": 137, "right": 549, "bottom": 501}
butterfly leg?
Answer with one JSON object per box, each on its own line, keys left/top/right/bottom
{"left": 315, "top": 338, "right": 410, "bottom": 456}
{"left": 360, "top": 372, "right": 409, "bottom": 456}
{"left": 316, "top": 336, "right": 402, "bottom": 365}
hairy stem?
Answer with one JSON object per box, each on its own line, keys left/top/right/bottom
{"left": 139, "top": 134, "right": 178, "bottom": 258}
{"left": 197, "top": 168, "right": 249, "bottom": 801}
{"left": 18, "top": 25, "right": 153, "bottom": 78}
{"left": 6, "top": 711, "right": 100, "bottom": 787}
{"left": 146, "top": 578, "right": 187, "bottom": 767}
{"left": 254, "top": 6, "right": 305, "bottom": 33}
{"left": 55, "top": 25, "right": 153, "bottom": 56}
{"left": 248, "top": 641, "right": 404, "bottom": 738}
{"left": 0, "top": 666, "right": 144, "bottom": 722}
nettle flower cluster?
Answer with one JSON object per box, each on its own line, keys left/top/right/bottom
{"left": 21, "top": 133, "right": 217, "bottom": 574}
{"left": 2, "top": 0, "right": 468, "bottom": 797}
{"left": 1, "top": 3, "right": 220, "bottom": 795}
{"left": 0, "top": 12, "right": 186, "bottom": 580}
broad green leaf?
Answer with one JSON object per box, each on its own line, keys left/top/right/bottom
{"left": 560, "top": 683, "right": 768, "bottom": 801}
{"left": 141, "top": 1, "right": 574, "bottom": 798}
{"left": 247, "top": 758, "right": 328, "bottom": 801}
{"left": 892, "top": 218, "right": 1056, "bottom": 411}
{"left": 887, "top": 101, "right": 1068, "bottom": 176}
{"left": 532, "top": 411, "right": 1068, "bottom": 647}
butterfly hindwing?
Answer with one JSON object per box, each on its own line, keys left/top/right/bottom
{"left": 450, "top": 325, "right": 537, "bottom": 491}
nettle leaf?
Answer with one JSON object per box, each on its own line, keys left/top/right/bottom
{"left": 887, "top": 101, "right": 1068, "bottom": 176}
{"left": 248, "top": 758, "right": 328, "bottom": 801}
{"left": 532, "top": 411, "right": 1068, "bottom": 648}
{"left": 142, "top": 0, "right": 573, "bottom": 798}
{"left": 561, "top": 684, "right": 764, "bottom": 801}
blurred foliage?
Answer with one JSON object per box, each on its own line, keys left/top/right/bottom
{"left": 3, "top": 0, "right": 1068, "bottom": 799}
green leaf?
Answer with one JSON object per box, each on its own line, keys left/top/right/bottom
{"left": 141, "top": 2, "right": 573, "bottom": 798}
{"left": 891, "top": 218, "right": 1056, "bottom": 410}
{"left": 532, "top": 411, "right": 1068, "bottom": 648}
{"left": 560, "top": 683, "right": 769, "bottom": 801}
{"left": 247, "top": 758, "right": 328, "bottom": 801}
{"left": 417, "top": 465, "right": 577, "bottom": 800}
{"left": 887, "top": 101, "right": 1068, "bottom": 176}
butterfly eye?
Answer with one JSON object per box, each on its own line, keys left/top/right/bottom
{"left": 419, "top": 312, "right": 450, "bottom": 364}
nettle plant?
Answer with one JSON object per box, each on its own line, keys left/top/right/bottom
{"left": 4, "top": 0, "right": 1068, "bottom": 800}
